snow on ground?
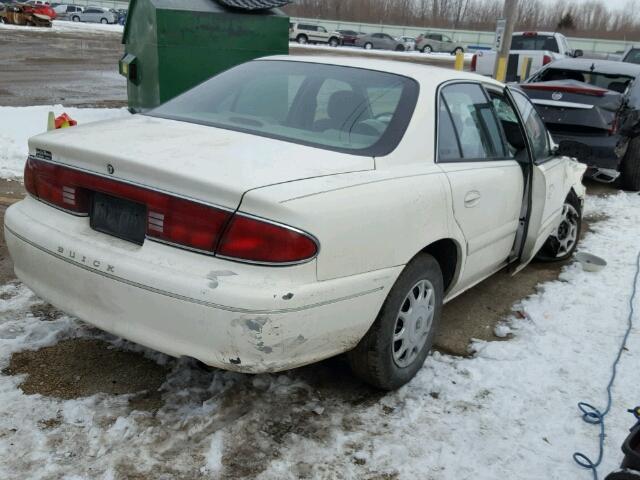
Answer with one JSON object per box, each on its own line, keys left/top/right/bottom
{"left": 0, "top": 20, "right": 123, "bottom": 35}
{"left": 0, "top": 105, "right": 130, "bottom": 179}
{"left": 0, "top": 191, "right": 639, "bottom": 479}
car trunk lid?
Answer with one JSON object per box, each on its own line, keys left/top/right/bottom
{"left": 521, "top": 80, "right": 624, "bottom": 134}
{"left": 27, "top": 114, "right": 375, "bottom": 211}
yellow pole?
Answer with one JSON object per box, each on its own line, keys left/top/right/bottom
{"left": 520, "top": 56, "right": 532, "bottom": 81}
{"left": 495, "top": 56, "right": 508, "bottom": 83}
{"left": 454, "top": 51, "right": 465, "bottom": 71}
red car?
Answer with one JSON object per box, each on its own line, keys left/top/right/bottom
{"left": 23, "top": 3, "right": 57, "bottom": 19}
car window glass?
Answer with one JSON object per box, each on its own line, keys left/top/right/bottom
{"left": 511, "top": 35, "right": 559, "bottom": 53}
{"left": 149, "top": 60, "right": 418, "bottom": 156}
{"left": 512, "top": 90, "right": 550, "bottom": 161}
{"left": 625, "top": 49, "right": 640, "bottom": 64}
{"left": 438, "top": 102, "right": 462, "bottom": 161}
{"left": 489, "top": 94, "right": 520, "bottom": 157}
{"left": 318, "top": 26, "right": 326, "bottom": 33}
{"left": 440, "top": 83, "right": 506, "bottom": 160}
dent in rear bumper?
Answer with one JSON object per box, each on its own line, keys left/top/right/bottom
{"left": 4, "top": 200, "right": 400, "bottom": 372}
{"left": 553, "top": 133, "right": 627, "bottom": 171}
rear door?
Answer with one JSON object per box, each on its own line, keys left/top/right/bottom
{"left": 507, "top": 88, "right": 567, "bottom": 268}
{"left": 437, "top": 82, "right": 525, "bottom": 290}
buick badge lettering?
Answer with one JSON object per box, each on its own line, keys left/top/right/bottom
{"left": 57, "top": 246, "right": 115, "bottom": 273}
{"left": 552, "top": 91, "right": 563, "bottom": 101}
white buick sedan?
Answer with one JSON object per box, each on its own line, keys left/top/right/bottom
{"left": 5, "top": 57, "right": 586, "bottom": 390}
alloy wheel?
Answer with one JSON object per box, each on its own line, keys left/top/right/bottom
{"left": 550, "top": 203, "right": 579, "bottom": 257}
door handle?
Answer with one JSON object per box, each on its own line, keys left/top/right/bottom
{"left": 464, "top": 190, "right": 481, "bottom": 208}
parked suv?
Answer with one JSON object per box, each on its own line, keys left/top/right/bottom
{"left": 53, "top": 4, "right": 83, "bottom": 20}
{"left": 416, "top": 32, "right": 464, "bottom": 54}
{"left": 289, "top": 22, "right": 342, "bottom": 47}
{"left": 71, "top": 6, "right": 117, "bottom": 24}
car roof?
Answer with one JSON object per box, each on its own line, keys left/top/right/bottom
{"left": 543, "top": 58, "right": 640, "bottom": 77}
{"left": 262, "top": 55, "right": 504, "bottom": 87}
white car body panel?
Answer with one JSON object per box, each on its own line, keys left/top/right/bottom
{"left": 5, "top": 56, "right": 586, "bottom": 372}
{"left": 28, "top": 114, "right": 374, "bottom": 210}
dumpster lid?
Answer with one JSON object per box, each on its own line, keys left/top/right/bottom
{"left": 215, "top": 0, "right": 291, "bottom": 10}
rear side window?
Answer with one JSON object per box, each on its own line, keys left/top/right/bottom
{"left": 511, "top": 35, "right": 559, "bottom": 53}
{"left": 148, "top": 60, "right": 419, "bottom": 157}
{"left": 438, "top": 83, "right": 509, "bottom": 161}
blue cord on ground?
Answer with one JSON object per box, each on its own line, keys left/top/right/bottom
{"left": 573, "top": 249, "right": 640, "bottom": 480}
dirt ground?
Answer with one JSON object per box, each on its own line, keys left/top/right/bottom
{"left": 0, "top": 28, "right": 126, "bottom": 107}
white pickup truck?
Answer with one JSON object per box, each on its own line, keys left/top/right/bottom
{"left": 471, "top": 32, "right": 583, "bottom": 80}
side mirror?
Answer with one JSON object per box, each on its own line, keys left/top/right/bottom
{"left": 573, "top": 49, "right": 584, "bottom": 58}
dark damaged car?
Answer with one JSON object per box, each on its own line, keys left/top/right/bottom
{"left": 522, "top": 59, "right": 640, "bottom": 190}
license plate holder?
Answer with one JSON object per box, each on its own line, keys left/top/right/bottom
{"left": 90, "top": 192, "right": 146, "bottom": 245}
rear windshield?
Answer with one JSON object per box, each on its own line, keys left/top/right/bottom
{"left": 147, "top": 61, "right": 419, "bottom": 157}
{"left": 511, "top": 35, "right": 559, "bottom": 53}
{"left": 624, "top": 49, "right": 640, "bottom": 65}
{"left": 536, "top": 68, "right": 635, "bottom": 92}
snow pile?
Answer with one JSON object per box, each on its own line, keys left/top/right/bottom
{"left": 0, "top": 105, "right": 130, "bottom": 179}
{"left": 0, "top": 192, "right": 638, "bottom": 479}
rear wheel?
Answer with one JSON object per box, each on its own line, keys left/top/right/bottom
{"left": 72, "top": 15, "right": 80, "bottom": 22}
{"left": 395, "top": 44, "right": 406, "bottom": 51}
{"left": 329, "top": 37, "right": 339, "bottom": 47}
{"left": 535, "top": 193, "right": 582, "bottom": 262}
{"left": 422, "top": 45, "right": 433, "bottom": 53}
{"left": 453, "top": 47, "right": 464, "bottom": 55}
{"left": 100, "top": 18, "right": 108, "bottom": 24}
{"left": 296, "top": 34, "right": 308, "bottom": 45}
{"left": 620, "top": 136, "right": 640, "bottom": 191}
{"left": 364, "top": 42, "right": 373, "bottom": 50}
{"left": 348, "top": 254, "right": 443, "bottom": 390}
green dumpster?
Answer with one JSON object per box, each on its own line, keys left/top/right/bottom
{"left": 120, "top": 0, "right": 290, "bottom": 112}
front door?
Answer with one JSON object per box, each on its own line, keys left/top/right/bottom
{"left": 507, "top": 87, "right": 567, "bottom": 269}
{"left": 437, "top": 82, "right": 525, "bottom": 292}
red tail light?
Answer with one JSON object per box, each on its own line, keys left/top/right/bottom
{"left": 24, "top": 157, "right": 318, "bottom": 264}
{"left": 543, "top": 55, "right": 552, "bottom": 66}
{"left": 218, "top": 215, "right": 318, "bottom": 264}
{"left": 471, "top": 54, "right": 478, "bottom": 72}
{"left": 522, "top": 83, "right": 608, "bottom": 97}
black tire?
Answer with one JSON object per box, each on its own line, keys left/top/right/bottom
{"left": 620, "top": 136, "right": 640, "bottom": 191}
{"left": 535, "top": 192, "right": 582, "bottom": 262}
{"left": 395, "top": 44, "right": 406, "bottom": 51}
{"left": 422, "top": 45, "right": 433, "bottom": 53}
{"left": 453, "top": 47, "right": 464, "bottom": 55}
{"left": 348, "top": 253, "right": 444, "bottom": 390}
{"left": 296, "top": 34, "right": 308, "bottom": 45}
{"left": 329, "top": 37, "right": 339, "bottom": 47}
{"left": 100, "top": 18, "right": 108, "bottom": 24}
{"left": 72, "top": 15, "right": 79, "bottom": 22}
{"left": 364, "top": 42, "right": 373, "bottom": 50}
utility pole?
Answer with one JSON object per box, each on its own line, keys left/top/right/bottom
{"left": 494, "top": 0, "right": 519, "bottom": 81}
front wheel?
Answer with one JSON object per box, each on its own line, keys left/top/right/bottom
{"left": 72, "top": 15, "right": 80, "bottom": 22}
{"left": 453, "top": 47, "right": 464, "bottom": 55}
{"left": 329, "top": 37, "right": 339, "bottom": 47}
{"left": 620, "top": 136, "right": 640, "bottom": 191}
{"left": 100, "top": 18, "right": 108, "bottom": 24}
{"left": 364, "top": 42, "right": 373, "bottom": 50}
{"left": 422, "top": 45, "right": 433, "bottom": 53}
{"left": 535, "top": 193, "right": 582, "bottom": 262}
{"left": 296, "top": 34, "right": 308, "bottom": 45}
{"left": 348, "top": 253, "right": 443, "bottom": 390}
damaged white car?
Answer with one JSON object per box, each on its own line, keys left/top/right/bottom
{"left": 5, "top": 57, "right": 586, "bottom": 390}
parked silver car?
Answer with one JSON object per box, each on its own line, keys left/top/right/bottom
{"left": 416, "top": 32, "right": 465, "bottom": 54}
{"left": 71, "top": 6, "right": 117, "bottom": 24}
{"left": 53, "top": 4, "right": 83, "bottom": 21}
{"left": 355, "top": 33, "right": 406, "bottom": 52}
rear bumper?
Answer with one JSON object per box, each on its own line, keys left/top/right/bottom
{"left": 552, "top": 132, "right": 628, "bottom": 172}
{"left": 5, "top": 197, "right": 399, "bottom": 373}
